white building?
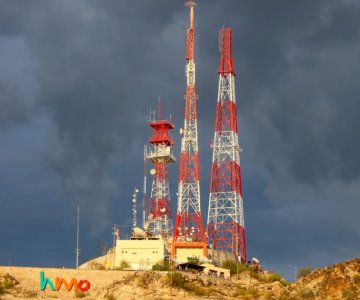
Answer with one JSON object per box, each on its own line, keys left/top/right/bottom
{"left": 114, "top": 238, "right": 165, "bottom": 270}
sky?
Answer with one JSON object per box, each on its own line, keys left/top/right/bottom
{"left": 0, "top": 0, "right": 359, "bottom": 280}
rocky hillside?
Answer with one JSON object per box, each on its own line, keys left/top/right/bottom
{"left": 0, "top": 258, "right": 359, "bottom": 299}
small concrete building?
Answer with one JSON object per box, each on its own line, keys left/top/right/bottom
{"left": 114, "top": 238, "right": 165, "bottom": 270}
{"left": 200, "top": 263, "right": 231, "bottom": 279}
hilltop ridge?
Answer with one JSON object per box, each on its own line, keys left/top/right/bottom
{"left": 0, "top": 257, "right": 359, "bottom": 299}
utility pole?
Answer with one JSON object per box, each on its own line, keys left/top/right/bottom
{"left": 289, "top": 265, "right": 298, "bottom": 282}
{"left": 111, "top": 224, "right": 120, "bottom": 269}
{"left": 75, "top": 204, "right": 80, "bottom": 269}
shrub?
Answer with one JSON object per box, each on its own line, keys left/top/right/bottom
{"left": 187, "top": 256, "right": 200, "bottom": 265}
{"left": 297, "top": 268, "right": 313, "bottom": 279}
{"left": 297, "top": 287, "right": 315, "bottom": 299}
{"left": 119, "top": 260, "right": 130, "bottom": 270}
{"left": 0, "top": 286, "right": 4, "bottom": 295}
{"left": 2, "top": 278, "right": 14, "bottom": 289}
{"left": 184, "top": 283, "right": 210, "bottom": 296}
{"left": 221, "top": 260, "right": 247, "bottom": 275}
{"left": 106, "top": 294, "right": 116, "bottom": 300}
{"left": 233, "top": 288, "right": 260, "bottom": 297}
{"left": 74, "top": 291, "right": 88, "bottom": 298}
{"left": 24, "top": 291, "right": 38, "bottom": 298}
{"left": 152, "top": 260, "right": 170, "bottom": 271}
{"left": 353, "top": 275, "right": 360, "bottom": 285}
{"left": 264, "top": 272, "right": 289, "bottom": 286}
{"left": 342, "top": 288, "right": 358, "bottom": 300}
{"left": 88, "top": 261, "right": 105, "bottom": 270}
{"left": 167, "top": 272, "right": 186, "bottom": 288}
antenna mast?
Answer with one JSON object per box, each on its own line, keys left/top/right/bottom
{"left": 143, "top": 145, "right": 148, "bottom": 229}
{"left": 172, "top": 0, "right": 207, "bottom": 261}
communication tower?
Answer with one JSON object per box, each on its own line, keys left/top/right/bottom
{"left": 146, "top": 103, "right": 175, "bottom": 238}
{"left": 206, "top": 28, "right": 247, "bottom": 263}
{"left": 172, "top": 0, "right": 207, "bottom": 260}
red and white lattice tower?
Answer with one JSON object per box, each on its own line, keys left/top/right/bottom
{"left": 146, "top": 103, "right": 175, "bottom": 238}
{"left": 172, "top": 0, "right": 206, "bottom": 259}
{"left": 206, "top": 28, "right": 247, "bottom": 263}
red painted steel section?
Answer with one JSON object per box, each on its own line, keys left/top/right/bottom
{"left": 218, "top": 28, "right": 235, "bottom": 75}
{"left": 215, "top": 101, "right": 238, "bottom": 133}
{"left": 186, "top": 29, "right": 194, "bottom": 61}
{"left": 147, "top": 112, "right": 174, "bottom": 228}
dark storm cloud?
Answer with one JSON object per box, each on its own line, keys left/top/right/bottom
{"left": 0, "top": 0, "right": 359, "bottom": 273}
{"left": 0, "top": 80, "right": 30, "bottom": 129}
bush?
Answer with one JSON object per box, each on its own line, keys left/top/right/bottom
{"left": 266, "top": 273, "right": 283, "bottom": 282}
{"left": 342, "top": 288, "right": 358, "bottom": 300}
{"left": 106, "top": 294, "right": 116, "bottom": 300}
{"left": 24, "top": 291, "right": 38, "bottom": 298}
{"left": 74, "top": 291, "right": 88, "bottom": 298}
{"left": 297, "top": 268, "right": 313, "bottom": 279}
{"left": 88, "top": 261, "right": 105, "bottom": 270}
{"left": 233, "top": 288, "right": 260, "bottom": 297}
{"left": 187, "top": 256, "right": 200, "bottom": 265}
{"left": 0, "top": 286, "right": 4, "bottom": 295}
{"left": 221, "top": 260, "right": 247, "bottom": 275}
{"left": 297, "top": 287, "right": 315, "bottom": 299}
{"left": 184, "top": 283, "right": 210, "bottom": 296}
{"left": 264, "top": 273, "right": 289, "bottom": 286}
{"left": 167, "top": 272, "right": 186, "bottom": 288}
{"left": 2, "top": 278, "right": 14, "bottom": 289}
{"left": 119, "top": 260, "right": 130, "bottom": 270}
{"left": 152, "top": 260, "right": 170, "bottom": 271}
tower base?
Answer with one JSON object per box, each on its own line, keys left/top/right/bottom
{"left": 171, "top": 241, "right": 207, "bottom": 263}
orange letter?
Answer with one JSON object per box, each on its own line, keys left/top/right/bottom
{"left": 55, "top": 278, "right": 78, "bottom": 291}
{"left": 77, "top": 280, "right": 91, "bottom": 292}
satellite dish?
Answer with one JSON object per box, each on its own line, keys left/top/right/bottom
{"left": 160, "top": 207, "right": 166, "bottom": 213}
{"left": 150, "top": 169, "right": 156, "bottom": 175}
{"left": 180, "top": 128, "right": 183, "bottom": 135}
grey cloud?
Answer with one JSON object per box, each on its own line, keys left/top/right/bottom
{"left": 0, "top": 0, "right": 359, "bottom": 274}
{"left": 0, "top": 80, "right": 30, "bottom": 129}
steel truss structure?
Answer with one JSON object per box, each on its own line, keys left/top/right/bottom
{"left": 207, "top": 28, "right": 247, "bottom": 263}
{"left": 146, "top": 107, "right": 175, "bottom": 238}
{"left": 173, "top": 0, "right": 206, "bottom": 258}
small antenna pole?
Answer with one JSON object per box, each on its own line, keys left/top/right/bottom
{"left": 143, "top": 146, "right": 148, "bottom": 228}
{"left": 75, "top": 204, "right": 80, "bottom": 269}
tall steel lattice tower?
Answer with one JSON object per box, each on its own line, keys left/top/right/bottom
{"left": 172, "top": 0, "right": 206, "bottom": 259}
{"left": 206, "top": 28, "right": 247, "bottom": 263}
{"left": 146, "top": 104, "right": 175, "bottom": 238}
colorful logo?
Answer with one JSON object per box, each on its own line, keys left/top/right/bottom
{"left": 40, "top": 271, "right": 91, "bottom": 292}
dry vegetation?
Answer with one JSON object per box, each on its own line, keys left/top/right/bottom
{"left": 0, "top": 258, "right": 359, "bottom": 299}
